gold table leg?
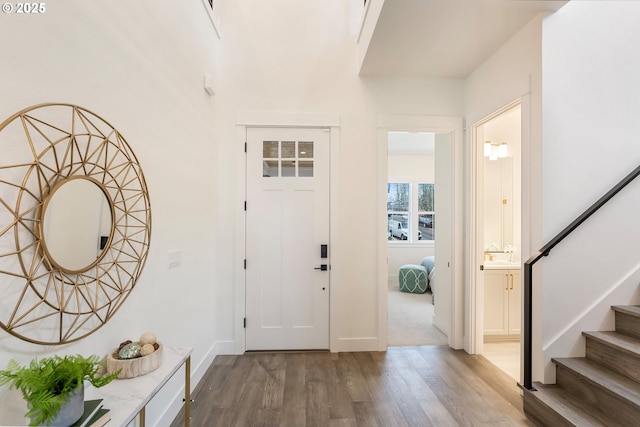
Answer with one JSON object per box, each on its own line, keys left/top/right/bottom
{"left": 185, "top": 355, "right": 191, "bottom": 427}
{"left": 140, "top": 406, "right": 145, "bottom": 427}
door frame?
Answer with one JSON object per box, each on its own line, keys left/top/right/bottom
{"left": 468, "top": 97, "right": 530, "bottom": 367}
{"left": 377, "top": 114, "right": 464, "bottom": 350}
{"left": 234, "top": 112, "right": 340, "bottom": 354}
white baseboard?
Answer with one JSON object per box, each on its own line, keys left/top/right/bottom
{"left": 333, "top": 337, "right": 380, "bottom": 352}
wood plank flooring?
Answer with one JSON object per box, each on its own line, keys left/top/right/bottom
{"left": 170, "top": 346, "right": 534, "bottom": 427}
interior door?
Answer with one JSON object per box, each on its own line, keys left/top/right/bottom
{"left": 433, "top": 132, "right": 453, "bottom": 342}
{"left": 245, "top": 127, "right": 330, "bottom": 350}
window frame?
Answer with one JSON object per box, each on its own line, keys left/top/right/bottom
{"left": 387, "top": 181, "right": 435, "bottom": 245}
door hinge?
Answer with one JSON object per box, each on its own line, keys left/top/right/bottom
{"left": 244, "top": 201, "right": 247, "bottom": 211}
{"left": 244, "top": 142, "right": 247, "bottom": 153}
{"left": 244, "top": 259, "right": 247, "bottom": 269}
{"left": 243, "top": 317, "right": 246, "bottom": 328}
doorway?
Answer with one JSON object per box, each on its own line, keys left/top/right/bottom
{"left": 386, "top": 131, "right": 447, "bottom": 346}
{"left": 378, "top": 119, "right": 462, "bottom": 350}
{"left": 473, "top": 102, "right": 522, "bottom": 380}
{"left": 245, "top": 127, "right": 330, "bottom": 350}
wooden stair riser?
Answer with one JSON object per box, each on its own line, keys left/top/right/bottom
{"left": 522, "top": 390, "right": 577, "bottom": 427}
{"left": 555, "top": 363, "right": 639, "bottom": 427}
{"left": 614, "top": 309, "right": 640, "bottom": 340}
{"left": 524, "top": 306, "right": 640, "bottom": 426}
{"left": 585, "top": 337, "right": 640, "bottom": 383}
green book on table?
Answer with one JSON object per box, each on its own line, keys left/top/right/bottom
{"left": 69, "top": 399, "right": 102, "bottom": 427}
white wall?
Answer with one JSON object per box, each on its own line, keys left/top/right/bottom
{"left": 0, "top": 1, "right": 221, "bottom": 425}
{"left": 540, "top": 1, "right": 640, "bottom": 382}
{"left": 214, "top": 0, "right": 464, "bottom": 352}
{"left": 464, "top": 14, "right": 544, "bottom": 367}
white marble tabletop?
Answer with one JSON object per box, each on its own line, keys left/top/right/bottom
{"left": 85, "top": 346, "right": 192, "bottom": 427}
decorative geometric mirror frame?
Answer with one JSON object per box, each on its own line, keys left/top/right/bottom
{"left": 0, "top": 103, "right": 151, "bottom": 345}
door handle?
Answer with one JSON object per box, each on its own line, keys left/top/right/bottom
{"left": 314, "top": 264, "right": 328, "bottom": 271}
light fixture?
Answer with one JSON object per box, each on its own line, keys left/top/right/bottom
{"left": 489, "top": 144, "right": 498, "bottom": 161}
{"left": 497, "top": 141, "right": 508, "bottom": 158}
{"left": 484, "top": 141, "right": 492, "bottom": 157}
{"left": 483, "top": 140, "right": 508, "bottom": 160}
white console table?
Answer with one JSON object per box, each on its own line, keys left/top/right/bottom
{"left": 85, "top": 346, "right": 192, "bottom": 427}
{"left": 0, "top": 346, "right": 192, "bottom": 427}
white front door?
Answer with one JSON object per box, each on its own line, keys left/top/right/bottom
{"left": 245, "top": 127, "right": 330, "bottom": 350}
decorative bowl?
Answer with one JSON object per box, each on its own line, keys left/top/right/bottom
{"left": 106, "top": 342, "right": 163, "bottom": 379}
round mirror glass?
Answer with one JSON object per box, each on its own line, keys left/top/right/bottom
{"left": 41, "top": 178, "right": 113, "bottom": 273}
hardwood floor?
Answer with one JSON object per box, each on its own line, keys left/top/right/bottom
{"left": 170, "top": 346, "right": 534, "bottom": 427}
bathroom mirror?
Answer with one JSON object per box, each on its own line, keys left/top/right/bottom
{"left": 40, "top": 177, "right": 114, "bottom": 273}
{"left": 0, "top": 103, "right": 151, "bottom": 344}
{"left": 483, "top": 156, "right": 513, "bottom": 251}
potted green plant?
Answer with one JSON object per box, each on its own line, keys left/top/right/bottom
{"left": 0, "top": 354, "right": 119, "bottom": 426}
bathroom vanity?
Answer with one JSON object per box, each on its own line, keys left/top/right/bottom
{"left": 483, "top": 261, "right": 521, "bottom": 340}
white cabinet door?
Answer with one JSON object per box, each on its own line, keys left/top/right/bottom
{"left": 483, "top": 270, "right": 509, "bottom": 335}
{"left": 483, "top": 269, "right": 521, "bottom": 337}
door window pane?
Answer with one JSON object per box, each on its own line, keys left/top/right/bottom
{"left": 263, "top": 160, "right": 278, "bottom": 177}
{"left": 282, "top": 160, "right": 296, "bottom": 177}
{"left": 281, "top": 141, "right": 295, "bottom": 158}
{"left": 299, "top": 161, "right": 313, "bottom": 177}
{"left": 263, "top": 141, "right": 279, "bottom": 158}
{"left": 299, "top": 142, "right": 314, "bottom": 158}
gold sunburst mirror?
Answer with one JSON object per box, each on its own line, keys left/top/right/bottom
{"left": 0, "top": 103, "right": 151, "bottom": 345}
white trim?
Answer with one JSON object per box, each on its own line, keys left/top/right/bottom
{"left": 377, "top": 114, "right": 464, "bottom": 352}
{"left": 200, "top": 0, "right": 221, "bottom": 38}
{"left": 237, "top": 111, "right": 340, "bottom": 128}
{"left": 468, "top": 98, "right": 523, "bottom": 355}
{"left": 379, "top": 114, "right": 463, "bottom": 131}
{"left": 468, "top": 97, "right": 529, "bottom": 383}
{"left": 235, "top": 112, "right": 340, "bottom": 353}
{"left": 376, "top": 128, "right": 389, "bottom": 351}
{"left": 334, "top": 337, "right": 379, "bottom": 353}
{"left": 234, "top": 125, "right": 247, "bottom": 355}
{"left": 329, "top": 126, "right": 340, "bottom": 352}
{"left": 387, "top": 242, "right": 435, "bottom": 249}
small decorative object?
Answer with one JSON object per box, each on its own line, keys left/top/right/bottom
{"left": 140, "top": 344, "right": 155, "bottom": 357}
{"left": 118, "top": 342, "right": 142, "bottom": 359}
{"left": 0, "top": 354, "right": 119, "bottom": 426}
{"left": 107, "top": 332, "right": 163, "bottom": 379}
{"left": 139, "top": 331, "right": 157, "bottom": 346}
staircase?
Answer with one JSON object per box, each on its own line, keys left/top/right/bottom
{"left": 523, "top": 305, "right": 640, "bottom": 426}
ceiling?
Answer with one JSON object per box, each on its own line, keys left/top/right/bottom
{"left": 359, "top": 0, "right": 568, "bottom": 79}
